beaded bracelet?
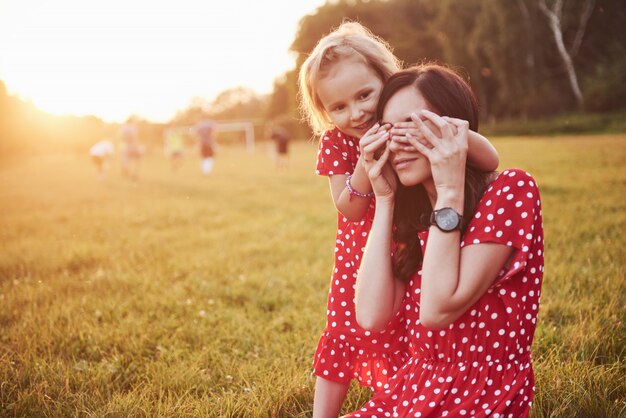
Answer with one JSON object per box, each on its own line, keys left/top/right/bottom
{"left": 346, "top": 174, "right": 374, "bottom": 198}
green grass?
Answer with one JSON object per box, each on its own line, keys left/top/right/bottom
{"left": 1, "top": 136, "right": 625, "bottom": 417}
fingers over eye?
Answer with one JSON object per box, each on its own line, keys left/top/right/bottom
{"left": 406, "top": 133, "right": 432, "bottom": 157}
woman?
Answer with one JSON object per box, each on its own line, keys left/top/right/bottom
{"left": 348, "top": 64, "right": 544, "bottom": 417}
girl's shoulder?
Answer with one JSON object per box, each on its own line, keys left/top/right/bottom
{"left": 320, "top": 127, "right": 358, "bottom": 144}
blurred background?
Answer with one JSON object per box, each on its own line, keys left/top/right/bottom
{"left": 1, "top": 0, "right": 625, "bottom": 160}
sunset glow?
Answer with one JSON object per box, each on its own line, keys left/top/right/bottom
{"left": 0, "top": 0, "right": 326, "bottom": 122}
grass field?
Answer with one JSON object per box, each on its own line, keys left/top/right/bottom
{"left": 1, "top": 135, "right": 625, "bottom": 417}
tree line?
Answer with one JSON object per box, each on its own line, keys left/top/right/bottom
{"left": 1, "top": 0, "right": 624, "bottom": 158}
{"left": 269, "top": 0, "right": 625, "bottom": 128}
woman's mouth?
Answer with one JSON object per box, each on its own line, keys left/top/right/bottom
{"left": 393, "top": 157, "right": 418, "bottom": 170}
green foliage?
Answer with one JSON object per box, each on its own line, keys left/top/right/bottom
{"left": 289, "top": 0, "right": 626, "bottom": 122}
{"left": 0, "top": 136, "right": 625, "bottom": 416}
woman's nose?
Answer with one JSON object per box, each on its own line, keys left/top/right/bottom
{"left": 388, "top": 137, "right": 404, "bottom": 153}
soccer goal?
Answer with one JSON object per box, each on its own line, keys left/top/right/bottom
{"left": 214, "top": 121, "right": 255, "bottom": 153}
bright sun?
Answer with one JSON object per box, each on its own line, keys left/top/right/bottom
{"left": 0, "top": 0, "right": 326, "bottom": 122}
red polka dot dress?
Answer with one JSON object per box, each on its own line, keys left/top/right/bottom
{"left": 314, "top": 128, "right": 409, "bottom": 390}
{"left": 345, "top": 169, "right": 544, "bottom": 417}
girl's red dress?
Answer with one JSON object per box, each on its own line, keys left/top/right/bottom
{"left": 314, "top": 128, "right": 408, "bottom": 390}
{"left": 345, "top": 169, "right": 544, "bottom": 417}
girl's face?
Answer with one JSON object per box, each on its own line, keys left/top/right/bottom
{"left": 316, "top": 56, "right": 383, "bottom": 139}
{"left": 384, "top": 86, "right": 433, "bottom": 187}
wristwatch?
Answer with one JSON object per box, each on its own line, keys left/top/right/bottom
{"left": 430, "top": 207, "right": 463, "bottom": 232}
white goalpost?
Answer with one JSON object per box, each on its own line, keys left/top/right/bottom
{"left": 214, "top": 121, "right": 256, "bottom": 153}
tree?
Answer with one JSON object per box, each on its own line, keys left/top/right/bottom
{"left": 207, "top": 87, "right": 266, "bottom": 121}
{"left": 538, "top": 0, "right": 595, "bottom": 108}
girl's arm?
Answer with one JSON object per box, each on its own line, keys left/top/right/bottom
{"left": 467, "top": 130, "right": 499, "bottom": 171}
{"left": 354, "top": 136, "right": 406, "bottom": 331}
{"left": 328, "top": 158, "right": 373, "bottom": 221}
{"left": 329, "top": 123, "right": 392, "bottom": 221}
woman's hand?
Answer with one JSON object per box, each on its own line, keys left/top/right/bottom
{"left": 359, "top": 123, "right": 397, "bottom": 201}
{"left": 405, "top": 110, "right": 469, "bottom": 197}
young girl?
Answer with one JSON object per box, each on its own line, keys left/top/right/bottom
{"left": 298, "top": 23, "right": 500, "bottom": 416}
{"left": 350, "top": 64, "right": 543, "bottom": 416}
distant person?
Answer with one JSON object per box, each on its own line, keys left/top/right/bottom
{"left": 194, "top": 120, "right": 216, "bottom": 176}
{"left": 120, "top": 122, "right": 143, "bottom": 181}
{"left": 269, "top": 123, "right": 291, "bottom": 169}
{"left": 163, "top": 127, "right": 185, "bottom": 171}
{"left": 89, "top": 139, "right": 114, "bottom": 180}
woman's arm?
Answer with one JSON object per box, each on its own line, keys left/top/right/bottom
{"left": 408, "top": 111, "right": 513, "bottom": 329}
{"left": 419, "top": 221, "right": 514, "bottom": 330}
{"left": 354, "top": 197, "right": 406, "bottom": 331}
{"left": 354, "top": 135, "right": 406, "bottom": 331}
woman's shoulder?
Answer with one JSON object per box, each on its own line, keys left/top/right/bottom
{"left": 486, "top": 169, "right": 539, "bottom": 196}
{"left": 474, "top": 168, "right": 541, "bottom": 215}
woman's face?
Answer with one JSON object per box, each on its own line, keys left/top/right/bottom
{"left": 316, "top": 56, "right": 383, "bottom": 139}
{"left": 383, "top": 86, "right": 433, "bottom": 187}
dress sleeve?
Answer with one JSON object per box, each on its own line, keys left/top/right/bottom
{"left": 461, "top": 169, "right": 542, "bottom": 284}
{"left": 315, "top": 129, "right": 357, "bottom": 177}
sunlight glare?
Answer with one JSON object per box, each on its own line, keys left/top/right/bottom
{"left": 0, "top": 0, "right": 326, "bottom": 122}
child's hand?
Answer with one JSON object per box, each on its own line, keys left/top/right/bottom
{"left": 390, "top": 114, "right": 457, "bottom": 152}
{"left": 360, "top": 134, "right": 396, "bottom": 202}
{"left": 359, "top": 123, "right": 390, "bottom": 163}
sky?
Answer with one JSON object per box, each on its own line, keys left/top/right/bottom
{"left": 0, "top": 0, "right": 327, "bottom": 122}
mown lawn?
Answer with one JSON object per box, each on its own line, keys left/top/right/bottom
{"left": 0, "top": 135, "right": 624, "bottom": 417}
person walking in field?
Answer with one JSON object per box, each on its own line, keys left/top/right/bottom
{"left": 269, "top": 123, "right": 291, "bottom": 169}
{"left": 346, "top": 64, "right": 543, "bottom": 417}
{"left": 194, "top": 120, "right": 216, "bottom": 176}
{"left": 298, "top": 22, "right": 500, "bottom": 417}
{"left": 89, "top": 139, "right": 114, "bottom": 180}
{"left": 120, "top": 122, "right": 143, "bottom": 181}
{"left": 163, "top": 127, "right": 186, "bottom": 172}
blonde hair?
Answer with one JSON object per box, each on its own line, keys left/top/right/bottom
{"left": 298, "top": 22, "right": 402, "bottom": 135}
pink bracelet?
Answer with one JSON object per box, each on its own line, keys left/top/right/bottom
{"left": 346, "top": 174, "right": 374, "bottom": 198}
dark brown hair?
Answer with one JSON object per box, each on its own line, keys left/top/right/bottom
{"left": 376, "top": 64, "right": 492, "bottom": 282}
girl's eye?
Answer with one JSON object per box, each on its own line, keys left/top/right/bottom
{"left": 332, "top": 105, "right": 345, "bottom": 112}
{"left": 359, "top": 91, "right": 371, "bottom": 100}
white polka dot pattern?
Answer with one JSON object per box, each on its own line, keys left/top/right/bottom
{"left": 343, "top": 169, "right": 544, "bottom": 417}
{"left": 314, "top": 128, "right": 409, "bottom": 389}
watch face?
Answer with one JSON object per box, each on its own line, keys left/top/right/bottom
{"left": 436, "top": 208, "right": 461, "bottom": 231}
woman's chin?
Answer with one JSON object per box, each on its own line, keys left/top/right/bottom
{"left": 398, "top": 177, "right": 420, "bottom": 187}
{"left": 397, "top": 173, "right": 430, "bottom": 187}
